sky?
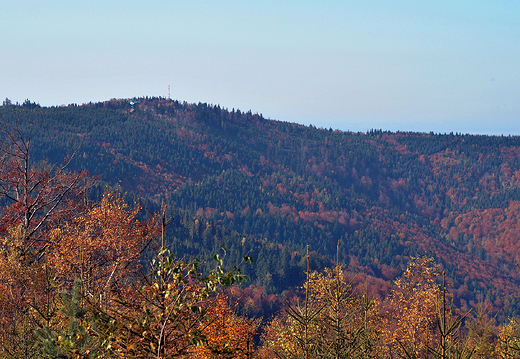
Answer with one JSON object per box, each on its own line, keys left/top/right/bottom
{"left": 2, "top": 1, "right": 519, "bottom": 135}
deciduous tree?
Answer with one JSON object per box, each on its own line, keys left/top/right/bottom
{"left": 0, "top": 115, "right": 90, "bottom": 262}
{"left": 47, "top": 192, "right": 155, "bottom": 299}
{"left": 0, "top": 115, "right": 90, "bottom": 358}
{"left": 383, "top": 257, "right": 441, "bottom": 358}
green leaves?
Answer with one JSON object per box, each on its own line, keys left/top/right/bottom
{"left": 35, "top": 280, "right": 99, "bottom": 359}
{"left": 80, "top": 243, "right": 254, "bottom": 358}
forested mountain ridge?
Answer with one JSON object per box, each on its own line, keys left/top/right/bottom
{"left": 2, "top": 97, "right": 520, "bottom": 320}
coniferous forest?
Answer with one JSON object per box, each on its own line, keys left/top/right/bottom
{"left": 2, "top": 97, "right": 520, "bottom": 357}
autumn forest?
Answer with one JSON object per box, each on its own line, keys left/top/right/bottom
{"left": 2, "top": 97, "right": 520, "bottom": 358}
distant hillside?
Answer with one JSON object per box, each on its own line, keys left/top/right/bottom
{"left": 3, "top": 97, "right": 520, "bottom": 320}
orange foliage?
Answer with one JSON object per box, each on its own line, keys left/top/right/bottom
{"left": 48, "top": 193, "right": 156, "bottom": 297}
{"left": 193, "top": 296, "right": 260, "bottom": 358}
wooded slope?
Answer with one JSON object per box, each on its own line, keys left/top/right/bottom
{"left": 3, "top": 97, "right": 520, "bottom": 319}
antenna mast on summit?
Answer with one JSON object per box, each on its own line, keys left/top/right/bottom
{"left": 168, "top": 85, "right": 170, "bottom": 100}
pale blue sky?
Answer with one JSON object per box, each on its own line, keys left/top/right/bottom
{"left": 2, "top": 1, "right": 519, "bottom": 135}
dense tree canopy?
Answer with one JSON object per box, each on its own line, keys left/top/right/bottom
{"left": 2, "top": 97, "right": 520, "bottom": 321}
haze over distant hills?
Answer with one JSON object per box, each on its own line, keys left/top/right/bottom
{"left": 3, "top": 97, "right": 520, "bottom": 320}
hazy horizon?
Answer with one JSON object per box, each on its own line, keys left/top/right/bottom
{"left": 2, "top": 1, "right": 519, "bottom": 136}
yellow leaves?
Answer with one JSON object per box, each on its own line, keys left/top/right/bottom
{"left": 496, "top": 318, "right": 520, "bottom": 356}
{"left": 263, "top": 257, "right": 448, "bottom": 358}
{"left": 262, "top": 315, "right": 302, "bottom": 357}
{"left": 262, "top": 261, "right": 385, "bottom": 358}
{"left": 383, "top": 256, "right": 442, "bottom": 357}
